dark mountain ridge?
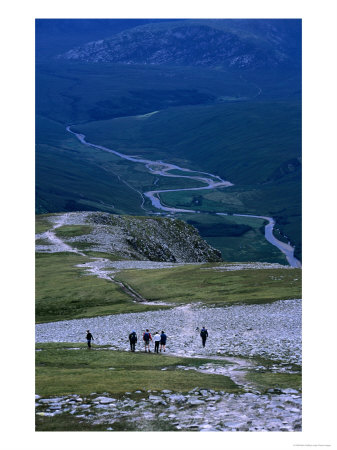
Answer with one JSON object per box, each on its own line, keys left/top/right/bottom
{"left": 58, "top": 19, "right": 301, "bottom": 70}
{"left": 36, "top": 19, "right": 178, "bottom": 60}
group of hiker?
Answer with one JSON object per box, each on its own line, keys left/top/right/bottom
{"left": 86, "top": 326, "right": 209, "bottom": 351}
{"left": 129, "top": 329, "right": 168, "bottom": 353}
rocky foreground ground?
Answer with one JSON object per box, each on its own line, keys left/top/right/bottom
{"left": 36, "top": 389, "right": 301, "bottom": 432}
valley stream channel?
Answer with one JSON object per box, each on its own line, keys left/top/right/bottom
{"left": 66, "top": 124, "right": 301, "bottom": 268}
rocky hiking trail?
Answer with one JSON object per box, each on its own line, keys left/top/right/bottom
{"left": 40, "top": 214, "right": 85, "bottom": 256}
{"left": 36, "top": 300, "right": 302, "bottom": 431}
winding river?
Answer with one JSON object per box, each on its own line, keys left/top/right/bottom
{"left": 66, "top": 126, "right": 301, "bottom": 268}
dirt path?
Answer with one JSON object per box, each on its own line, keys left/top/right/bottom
{"left": 40, "top": 214, "right": 86, "bottom": 255}
{"left": 37, "top": 215, "right": 148, "bottom": 303}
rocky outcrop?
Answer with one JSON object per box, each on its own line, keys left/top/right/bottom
{"left": 35, "top": 212, "right": 222, "bottom": 263}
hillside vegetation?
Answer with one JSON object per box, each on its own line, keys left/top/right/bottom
{"left": 115, "top": 264, "right": 301, "bottom": 306}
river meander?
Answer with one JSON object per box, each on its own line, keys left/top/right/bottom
{"left": 66, "top": 125, "right": 301, "bottom": 268}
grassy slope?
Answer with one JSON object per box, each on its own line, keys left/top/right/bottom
{"left": 35, "top": 343, "right": 240, "bottom": 397}
{"left": 116, "top": 264, "right": 301, "bottom": 305}
{"left": 36, "top": 61, "right": 256, "bottom": 124}
{"left": 245, "top": 372, "right": 301, "bottom": 392}
{"left": 35, "top": 214, "right": 55, "bottom": 234}
{"left": 36, "top": 116, "right": 149, "bottom": 215}
{"left": 35, "top": 247, "right": 300, "bottom": 323}
{"left": 36, "top": 343, "right": 301, "bottom": 398}
{"left": 79, "top": 100, "right": 301, "bottom": 185}
{"left": 35, "top": 252, "right": 170, "bottom": 323}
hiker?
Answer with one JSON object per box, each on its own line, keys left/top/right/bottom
{"left": 160, "top": 330, "right": 167, "bottom": 352}
{"left": 200, "top": 326, "right": 208, "bottom": 347}
{"left": 153, "top": 331, "right": 161, "bottom": 353}
{"left": 86, "top": 330, "right": 94, "bottom": 349}
{"left": 143, "top": 329, "right": 152, "bottom": 352}
{"left": 129, "top": 330, "right": 137, "bottom": 352}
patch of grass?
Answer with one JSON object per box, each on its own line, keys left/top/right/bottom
{"left": 36, "top": 413, "right": 110, "bottom": 432}
{"left": 115, "top": 264, "right": 301, "bottom": 305}
{"left": 35, "top": 343, "right": 241, "bottom": 397}
{"left": 82, "top": 251, "right": 128, "bottom": 261}
{"left": 54, "top": 225, "right": 93, "bottom": 238}
{"left": 35, "top": 252, "right": 171, "bottom": 323}
{"left": 35, "top": 215, "right": 53, "bottom": 234}
{"left": 35, "top": 239, "right": 51, "bottom": 246}
{"left": 154, "top": 176, "right": 206, "bottom": 190}
{"left": 245, "top": 372, "right": 302, "bottom": 393}
{"left": 66, "top": 242, "right": 97, "bottom": 251}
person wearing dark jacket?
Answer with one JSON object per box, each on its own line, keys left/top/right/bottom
{"left": 160, "top": 331, "right": 167, "bottom": 352}
{"left": 200, "top": 326, "right": 208, "bottom": 347}
{"left": 143, "top": 329, "right": 152, "bottom": 352}
{"left": 86, "top": 330, "right": 94, "bottom": 349}
{"left": 129, "top": 330, "right": 137, "bottom": 351}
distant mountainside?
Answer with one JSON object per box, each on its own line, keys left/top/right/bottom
{"left": 58, "top": 19, "right": 301, "bottom": 70}
{"left": 36, "top": 19, "right": 176, "bottom": 60}
{"left": 36, "top": 212, "right": 222, "bottom": 263}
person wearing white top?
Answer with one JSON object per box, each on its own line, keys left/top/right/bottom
{"left": 153, "top": 332, "right": 161, "bottom": 353}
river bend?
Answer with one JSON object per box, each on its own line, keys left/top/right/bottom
{"left": 66, "top": 126, "right": 301, "bottom": 268}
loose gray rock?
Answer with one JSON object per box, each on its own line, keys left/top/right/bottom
{"left": 168, "top": 394, "right": 186, "bottom": 403}
{"left": 94, "top": 396, "right": 116, "bottom": 404}
{"left": 187, "top": 398, "right": 205, "bottom": 406}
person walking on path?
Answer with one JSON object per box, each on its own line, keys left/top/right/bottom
{"left": 143, "top": 329, "right": 152, "bottom": 352}
{"left": 129, "top": 330, "right": 137, "bottom": 352}
{"left": 86, "top": 330, "right": 94, "bottom": 349}
{"left": 153, "top": 331, "right": 161, "bottom": 353}
{"left": 200, "top": 326, "right": 208, "bottom": 347}
{"left": 160, "top": 331, "right": 167, "bottom": 352}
